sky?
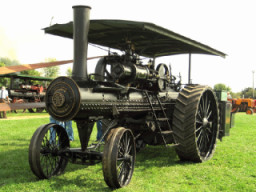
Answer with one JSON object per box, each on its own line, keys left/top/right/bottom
{"left": 0, "top": 0, "right": 256, "bottom": 92}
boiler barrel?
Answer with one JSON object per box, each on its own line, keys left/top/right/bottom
{"left": 45, "top": 77, "right": 178, "bottom": 121}
{"left": 45, "top": 77, "right": 151, "bottom": 121}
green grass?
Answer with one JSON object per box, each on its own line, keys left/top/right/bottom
{"left": 0, "top": 113, "right": 256, "bottom": 192}
{"left": 5, "top": 110, "right": 49, "bottom": 117}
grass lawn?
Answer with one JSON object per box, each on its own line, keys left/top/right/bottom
{"left": 0, "top": 112, "right": 255, "bottom": 192}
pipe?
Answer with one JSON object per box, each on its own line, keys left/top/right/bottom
{"left": 72, "top": 5, "right": 91, "bottom": 81}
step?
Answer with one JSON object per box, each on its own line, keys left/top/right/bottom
{"left": 166, "top": 143, "right": 179, "bottom": 148}
{"left": 156, "top": 118, "right": 169, "bottom": 121}
{"left": 158, "top": 130, "right": 173, "bottom": 134}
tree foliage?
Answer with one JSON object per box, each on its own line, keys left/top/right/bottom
{"left": 241, "top": 87, "right": 256, "bottom": 99}
{"left": 231, "top": 92, "right": 242, "bottom": 99}
{"left": 0, "top": 57, "right": 20, "bottom": 66}
{"left": 213, "top": 83, "right": 242, "bottom": 99}
{"left": 213, "top": 83, "right": 231, "bottom": 92}
{"left": 66, "top": 67, "right": 72, "bottom": 77}
{"left": 20, "top": 69, "right": 41, "bottom": 76}
{"left": 20, "top": 69, "right": 42, "bottom": 85}
{"left": 41, "top": 58, "right": 60, "bottom": 78}
{"left": 0, "top": 62, "right": 9, "bottom": 87}
{"left": 0, "top": 57, "right": 18, "bottom": 87}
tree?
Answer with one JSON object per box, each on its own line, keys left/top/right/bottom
{"left": 231, "top": 92, "right": 242, "bottom": 99}
{"left": 0, "top": 57, "right": 20, "bottom": 66}
{"left": 213, "top": 83, "right": 241, "bottom": 99}
{"left": 41, "top": 58, "right": 60, "bottom": 78}
{"left": 20, "top": 69, "right": 41, "bottom": 76}
{"left": 241, "top": 87, "right": 255, "bottom": 99}
{"left": 0, "top": 57, "right": 21, "bottom": 87}
{"left": 66, "top": 67, "right": 72, "bottom": 77}
{"left": 20, "top": 69, "right": 42, "bottom": 85}
{"left": 213, "top": 83, "right": 231, "bottom": 92}
{"left": 0, "top": 62, "right": 9, "bottom": 87}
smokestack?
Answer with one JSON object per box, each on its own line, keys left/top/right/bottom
{"left": 72, "top": 5, "right": 91, "bottom": 81}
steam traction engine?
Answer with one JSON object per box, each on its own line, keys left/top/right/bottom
{"left": 0, "top": 74, "right": 51, "bottom": 112}
{"left": 29, "top": 6, "right": 229, "bottom": 189}
{"left": 11, "top": 84, "right": 45, "bottom": 112}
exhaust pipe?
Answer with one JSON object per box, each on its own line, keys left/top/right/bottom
{"left": 72, "top": 5, "right": 91, "bottom": 81}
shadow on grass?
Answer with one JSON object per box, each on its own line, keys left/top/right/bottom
{"left": 135, "top": 145, "right": 193, "bottom": 168}
{"left": 0, "top": 138, "right": 31, "bottom": 147}
{"left": 0, "top": 148, "right": 100, "bottom": 187}
{"left": 49, "top": 173, "right": 112, "bottom": 192}
{"left": 0, "top": 144, "right": 194, "bottom": 191}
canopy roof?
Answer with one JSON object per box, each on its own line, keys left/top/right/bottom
{"left": 44, "top": 20, "right": 226, "bottom": 58}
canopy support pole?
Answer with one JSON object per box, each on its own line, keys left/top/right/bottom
{"left": 188, "top": 53, "right": 192, "bottom": 84}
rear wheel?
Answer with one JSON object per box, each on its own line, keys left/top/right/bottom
{"left": 172, "top": 85, "right": 219, "bottom": 162}
{"left": 29, "top": 123, "right": 70, "bottom": 179}
{"left": 246, "top": 108, "right": 254, "bottom": 115}
{"left": 102, "top": 127, "right": 136, "bottom": 189}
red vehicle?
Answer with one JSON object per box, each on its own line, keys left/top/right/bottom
{"left": 229, "top": 98, "right": 256, "bottom": 114}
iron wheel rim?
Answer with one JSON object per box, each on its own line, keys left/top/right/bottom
{"left": 116, "top": 130, "right": 135, "bottom": 186}
{"left": 196, "top": 90, "right": 218, "bottom": 159}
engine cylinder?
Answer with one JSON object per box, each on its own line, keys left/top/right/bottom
{"left": 111, "top": 64, "right": 150, "bottom": 82}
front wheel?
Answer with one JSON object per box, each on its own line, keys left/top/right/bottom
{"left": 172, "top": 85, "right": 219, "bottom": 162}
{"left": 102, "top": 127, "right": 136, "bottom": 189}
{"left": 29, "top": 123, "right": 70, "bottom": 179}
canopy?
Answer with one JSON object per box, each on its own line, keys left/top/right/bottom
{"left": 44, "top": 20, "right": 226, "bottom": 58}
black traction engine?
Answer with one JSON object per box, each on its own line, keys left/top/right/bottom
{"left": 28, "top": 5, "right": 228, "bottom": 189}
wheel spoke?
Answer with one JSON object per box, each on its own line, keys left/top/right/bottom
{"left": 202, "top": 132, "right": 207, "bottom": 151}
{"left": 199, "top": 103, "right": 204, "bottom": 118}
{"left": 118, "top": 164, "right": 125, "bottom": 183}
{"left": 206, "top": 127, "right": 212, "bottom": 134}
{"left": 204, "top": 95, "right": 208, "bottom": 115}
{"left": 126, "top": 161, "right": 133, "bottom": 170}
{"left": 117, "top": 161, "right": 124, "bottom": 170}
{"left": 196, "top": 129, "right": 203, "bottom": 143}
{"left": 127, "top": 144, "right": 132, "bottom": 154}
{"left": 197, "top": 114, "right": 203, "bottom": 122}
{"left": 126, "top": 137, "right": 131, "bottom": 153}
{"left": 206, "top": 100, "right": 211, "bottom": 116}
{"left": 201, "top": 97, "right": 205, "bottom": 115}
{"left": 124, "top": 132, "right": 128, "bottom": 153}
{"left": 197, "top": 131, "right": 203, "bottom": 150}
{"left": 196, "top": 125, "right": 203, "bottom": 133}
{"left": 205, "top": 132, "right": 210, "bottom": 143}
{"left": 207, "top": 110, "right": 212, "bottom": 119}
{"left": 119, "top": 140, "right": 125, "bottom": 156}
{"left": 196, "top": 119, "right": 202, "bottom": 124}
